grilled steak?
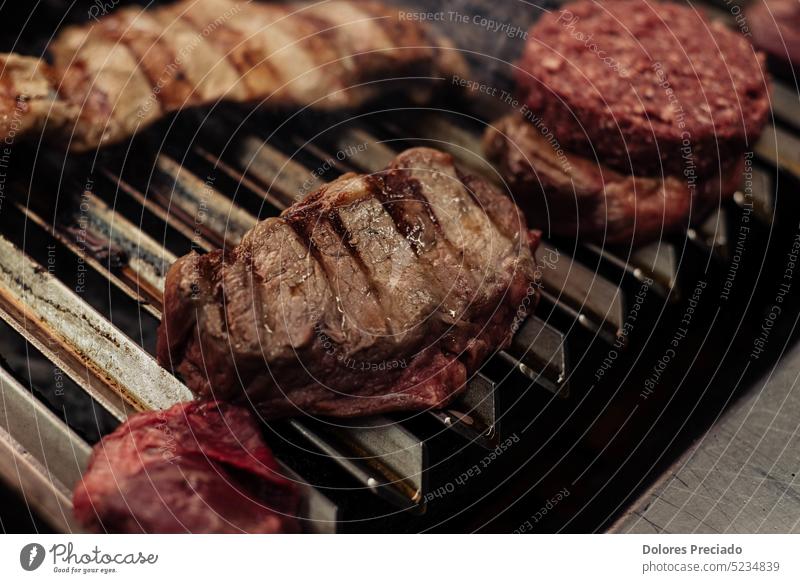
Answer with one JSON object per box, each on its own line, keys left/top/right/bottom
{"left": 484, "top": 115, "right": 744, "bottom": 246}
{"left": 0, "top": 0, "right": 466, "bottom": 151}
{"left": 157, "top": 147, "right": 540, "bottom": 418}
{"left": 73, "top": 400, "right": 300, "bottom": 533}
{"left": 515, "top": 0, "right": 769, "bottom": 178}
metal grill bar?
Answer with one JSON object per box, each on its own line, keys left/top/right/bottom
{"left": 504, "top": 317, "right": 568, "bottom": 395}
{"left": 0, "top": 365, "right": 88, "bottom": 533}
{"left": 771, "top": 82, "right": 800, "bottom": 133}
{"left": 734, "top": 166, "right": 774, "bottom": 224}
{"left": 220, "top": 132, "right": 318, "bottom": 208}
{"left": 0, "top": 235, "right": 191, "bottom": 419}
{"left": 755, "top": 125, "right": 800, "bottom": 179}
{"left": 431, "top": 372, "right": 500, "bottom": 447}
{"left": 534, "top": 243, "right": 625, "bottom": 343}
{"left": 152, "top": 155, "right": 258, "bottom": 247}
{"left": 0, "top": 424, "right": 76, "bottom": 532}
{"left": 17, "top": 198, "right": 161, "bottom": 320}
{"left": 590, "top": 242, "right": 678, "bottom": 299}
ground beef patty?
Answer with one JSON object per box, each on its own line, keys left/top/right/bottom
{"left": 516, "top": 0, "right": 769, "bottom": 179}
{"left": 747, "top": 0, "right": 800, "bottom": 73}
{"left": 484, "top": 115, "right": 744, "bottom": 246}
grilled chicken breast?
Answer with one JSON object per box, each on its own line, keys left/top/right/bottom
{"left": 157, "top": 147, "right": 540, "bottom": 419}
{"left": 0, "top": 0, "right": 467, "bottom": 151}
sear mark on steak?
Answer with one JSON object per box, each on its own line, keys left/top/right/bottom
{"left": 157, "top": 147, "right": 540, "bottom": 419}
{"left": 73, "top": 400, "right": 300, "bottom": 533}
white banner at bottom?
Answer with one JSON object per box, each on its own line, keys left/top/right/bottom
{"left": 0, "top": 534, "right": 797, "bottom": 581}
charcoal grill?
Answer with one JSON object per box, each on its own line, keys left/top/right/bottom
{"left": 0, "top": 0, "right": 798, "bottom": 533}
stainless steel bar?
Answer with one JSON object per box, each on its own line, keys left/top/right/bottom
{"left": 0, "top": 366, "right": 91, "bottom": 488}
{"left": 0, "top": 235, "right": 193, "bottom": 420}
{"left": 771, "top": 82, "right": 800, "bottom": 134}
{"left": 630, "top": 244, "right": 678, "bottom": 297}
{"left": 733, "top": 165, "right": 774, "bottom": 225}
{"left": 152, "top": 155, "right": 258, "bottom": 247}
{"left": 535, "top": 243, "right": 625, "bottom": 342}
{"left": 16, "top": 198, "right": 162, "bottom": 319}
{"left": 194, "top": 145, "right": 295, "bottom": 212}
{"left": 755, "top": 125, "right": 800, "bottom": 179}
{"left": 310, "top": 417, "right": 427, "bottom": 505}
{"left": 232, "top": 135, "right": 315, "bottom": 206}
{"left": 287, "top": 419, "right": 419, "bottom": 508}
{"left": 0, "top": 425, "right": 79, "bottom": 533}
{"left": 326, "top": 127, "right": 399, "bottom": 170}
{"left": 589, "top": 242, "right": 678, "bottom": 299}
{"left": 0, "top": 364, "right": 89, "bottom": 532}
{"left": 504, "top": 315, "right": 569, "bottom": 396}
{"left": 380, "top": 114, "right": 498, "bottom": 180}
{"left": 104, "top": 168, "right": 206, "bottom": 249}
{"left": 281, "top": 463, "right": 339, "bottom": 533}
{"left": 688, "top": 207, "right": 730, "bottom": 260}
{"left": 432, "top": 372, "right": 501, "bottom": 448}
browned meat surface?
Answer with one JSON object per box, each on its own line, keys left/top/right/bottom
{"left": 747, "top": 0, "right": 800, "bottom": 71}
{"left": 484, "top": 115, "right": 743, "bottom": 246}
{"left": 0, "top": 0, "right": 467, "bottom": 151}
{"left": 73, "top": 400, "right": 300, "bottom": 533}
{"left": 515, "top": 0, "right": 769, "bottom": 178}
{"left": 157, "top": 147, "right": 540, "bottom": 418}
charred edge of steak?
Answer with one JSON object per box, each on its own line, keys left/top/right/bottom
{"left": 157, "top": 147, "right": 540, "bottom": 419}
